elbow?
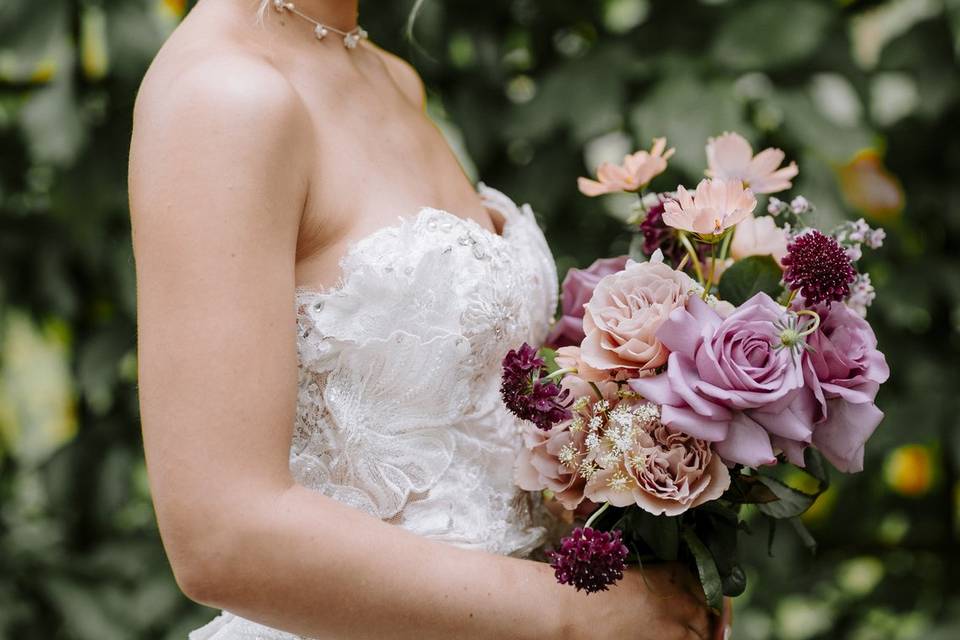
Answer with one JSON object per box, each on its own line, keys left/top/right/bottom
{"left": 166, "top": 526, "right": 239, "bottom": 607}
{"left": 159, "top": 507, "right": 251, "bottom": 608}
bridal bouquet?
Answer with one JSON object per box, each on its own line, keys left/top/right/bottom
{"left": 500, "top": 133, "right": 889, "bottom": 611}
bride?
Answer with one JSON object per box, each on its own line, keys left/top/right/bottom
{"left": 128, "top": 0, "right": 714, "bottom": 638}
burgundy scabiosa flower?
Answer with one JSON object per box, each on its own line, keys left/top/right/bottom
{"left": 501, "top": 343, "right": 572, "bottom": 431}
{"left": 782, "top": 230, "right": 857, "bottom": 305}
{"left": 548, "top": 527, "right": 629, "bottom": 593}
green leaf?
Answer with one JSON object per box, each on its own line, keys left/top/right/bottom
{"left": 682, "top": 528, "right": 724, "bottom": 613}
{"left": 718, "top": 255, "right": 784, "bottom": 306}
{"left": 636, "top": 511, "right": 680, "bottom": 562}
{"left": 711, "top": 0, "right": 832, "bottom": 71}
{"left": 538, "top": 347, "right": 559, "bottom": 374}
{"left": 723, "top": 473, "right": 780, "bottom": 504}
{"left": 755, "top": 476, "right": 818, "bottom": 519}
{"left": 801, "top": 448, "right": 830, "bottom": 489}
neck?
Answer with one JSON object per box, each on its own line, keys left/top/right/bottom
{"left": 272, "top": 0, "right": 360, "bottom": 32}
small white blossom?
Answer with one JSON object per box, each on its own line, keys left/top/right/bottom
{"left": 867, "top": 228, "right": 886, "bottom": 249}
{"left": 578, "top": 459, "right": 599, "bottom": 480}
{"left": 585, "top": 431, "right": 602, "bottom": 452}
{"left": 768, "top": 197, "right": 786, "bottom": 216}
{"left": 790, "top": 196, "right": 811, "bottom": 214}
{"left": 606, "top": 470, "right": 631, "bottom": 492}
{"left": 846, "top": 273, "right": 876, "bottom": 318}
{"left": 558, "top": 443, "right": 579, "bottom": 468}
{"left": 588, "top": 415, "right": 603, "bottom": 431}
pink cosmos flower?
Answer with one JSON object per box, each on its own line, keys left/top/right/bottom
{"left": 629, "top": 293, "right": 809, "bottom": 467}
{"left": 580, "top": 254, "right": 695, "bottom": 379}
{"left": 662, "top": 178, "right": 757, "bottom": 236}
{"left": 730, "top": 212, "right": 789, "bottom": 265}
{"left": 706, "top": 132, "right": 799, "bottom": 195}
{"left": 578, "top": 138, "right": 675, "bottom": 196}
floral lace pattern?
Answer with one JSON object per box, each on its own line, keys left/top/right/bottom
{"left": 189, "top": 185, "right": 559, "bottom": 640}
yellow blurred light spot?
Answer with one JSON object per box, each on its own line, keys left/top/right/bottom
{"left": 884, "top": 444, "right": 934, "bottom": 497}
{"left": 29, "top": 60, "right": 57, "bottom": 84}
{"left": 161, "top": 0, "right": 187, "bottom": 19}
{"left": 0, "top": 312, "right": 77, "bottom": 465}
{"left": 81, "top": 6, "right": 110, "bottom": 80}
{"left": 836, "top": 149, "right": 905, "bottom": 223}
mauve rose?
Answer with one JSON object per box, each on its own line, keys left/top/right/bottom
{"left": 580, "top": 255, "right": 695, "bottom": 379}
{"left": 585, "top": 415, "right": 730, "bottom": 516}
{"left": 803, "top": 302, "right": 890, "bottom": 472}
{"left": 629, "top": 293, "right": 808, "bottom": 467}
{"left": 547, "top": 256, "right": 630, "bottom": 348}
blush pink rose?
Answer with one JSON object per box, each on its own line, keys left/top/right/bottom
{"left": 580, "top": 256, "right": 695, "bottom": 379}
{"left": 629, "top": 293, "right": 809, "bottom": 467}
{"left": 546, "top": 256, "right": 630, "bottom": 348}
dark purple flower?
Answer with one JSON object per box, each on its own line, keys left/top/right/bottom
{"left": 782, "top": 230, "right": 857, "bottom": 306}
{"left": 636, "top": 196, "right": 709, "bottom": 270}
{"left": 501, "top": 343, "right": 572, "bottom": 431}
{"left": 548, "top": 527, "right": 629, "bottom": 593}
{"left": 545, "top": 256, "right": 629, "bottom": 348}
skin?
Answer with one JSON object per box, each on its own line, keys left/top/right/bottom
{"left": 128, "top": 0, "right": 716, "bottom": 638}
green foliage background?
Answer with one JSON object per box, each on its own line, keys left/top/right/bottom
{"left": 1, "top": 0, "right": 959, "bottom": 638}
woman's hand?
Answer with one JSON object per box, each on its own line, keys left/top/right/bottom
{"left": 562, "top": 564, "right": 715, "bottom": 640}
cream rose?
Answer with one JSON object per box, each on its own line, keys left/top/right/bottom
{"left": 580, "top": 257, "right": 694, "bottom": 377}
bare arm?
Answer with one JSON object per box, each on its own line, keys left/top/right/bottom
{"left": 129, "top": 56, "right": 709, "bottom": 640}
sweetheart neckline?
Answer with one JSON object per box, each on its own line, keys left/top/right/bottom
{"left": 294, "top": 185, "right": 522, "bottom": 299}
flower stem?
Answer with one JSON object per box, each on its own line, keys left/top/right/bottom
{"left": 584, "top": 501, "right": 610, "bottom": 529}
{"left": 718, "top": 226, "right": 735, "bottom": 261}
{"left": 678, "top": 231, "right": 705, "bottom": 285}
{"left": 542, "top": 367, "right": 576, "bottom": 381}
{"left": 703, "top": 242, "right": 718, "bottom": 299}
{"left": 588, "top": 381, "right": 604, "bottom": 402}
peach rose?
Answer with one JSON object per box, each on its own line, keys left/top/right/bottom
{"left": 514, "top": 374, "right": 619, "bottom": 510}
{"left": 580, "top": 256, "right": 695, "bottom": 378}
{"left": 730, "top": 212, "right": 789, "bottom": 264}
{"left": 584, "top": 403, "right": 730, "bottom": 516}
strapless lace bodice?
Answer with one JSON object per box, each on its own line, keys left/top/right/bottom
{"left": 190, "top": 184, "right": 559, "bottom": 640}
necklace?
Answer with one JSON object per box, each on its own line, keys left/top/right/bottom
{"left": 271, "top": 0, "right": 368, "bottom": 49}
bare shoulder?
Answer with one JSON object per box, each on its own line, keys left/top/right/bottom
{"left": 369, "top": 44, "right": 426, "bottom": 109}
{"left": 133, "top": 47, "right": 309, "bottom": 153}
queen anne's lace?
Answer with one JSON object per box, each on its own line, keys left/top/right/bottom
{"left": 190, "top": 184, "right": 560, "bottom": 640}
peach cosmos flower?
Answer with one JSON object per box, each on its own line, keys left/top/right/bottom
{"left": 662, "top": 178, "right": 757, "bottom": 236}
{"left": 580, "top": 253, "right": 695, "bottom": 378}
{"left": 578, "top": 138, "right": 675, "bottom": 196}
{"left": 706, "top": 132, "right": 799, "bottom": 194}
{"left": 730, "top": 212, "right": 789, "bottom": 264}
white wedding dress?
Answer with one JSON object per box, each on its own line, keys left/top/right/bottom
{"left": 189, "top": 184, "right": 560, "bottom": 639}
